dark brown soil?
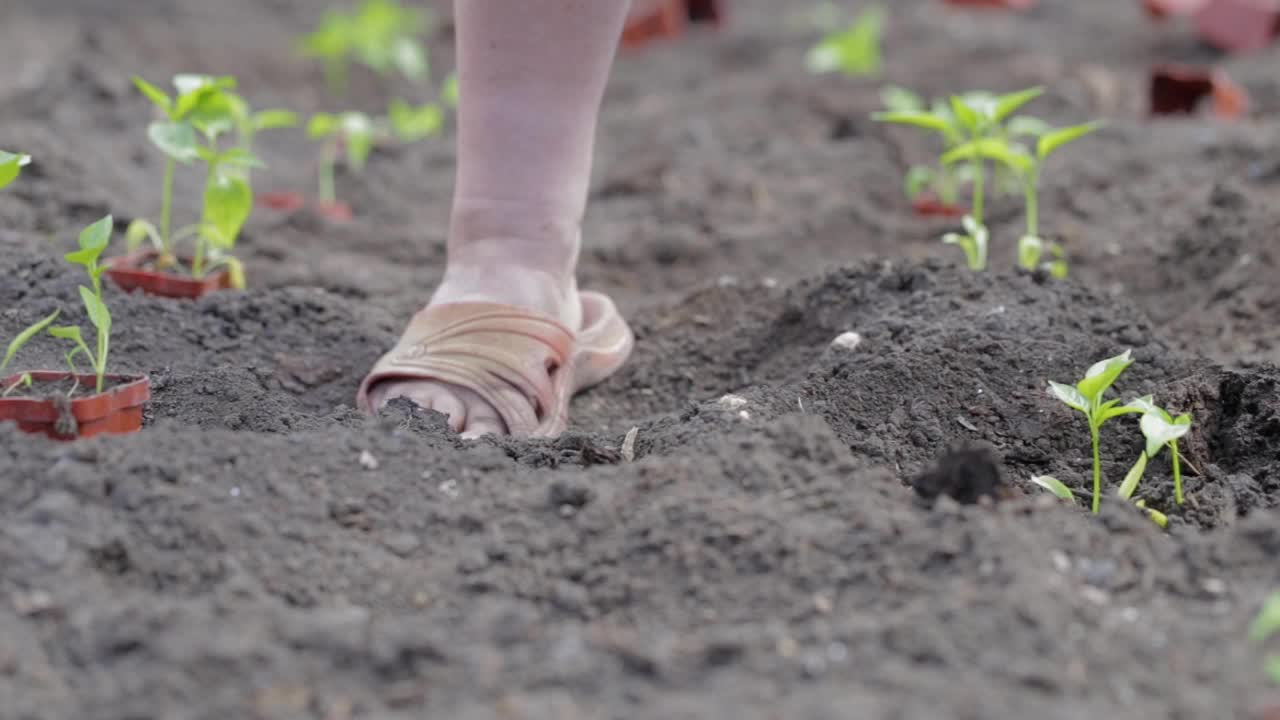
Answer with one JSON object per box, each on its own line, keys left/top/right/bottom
{"left": 2, "top": 1, "right": 1279, "bottom": 718}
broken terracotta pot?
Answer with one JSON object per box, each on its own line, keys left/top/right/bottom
{"left": 621, "top": 0, "right": 724, "bottom": 50}
{"left": 912, "top": 196, "right": 969, "bottom": 218}
{"left": 258, "top": 191, "right": 306, "bottom": 212}
{"left": 1150, "top": 64, "right": 1249, "bottom": 118}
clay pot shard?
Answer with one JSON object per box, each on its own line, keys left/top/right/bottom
{"left": 104, "top": 249, "right": 233, "bottom": 300}
{"left": 621, "top": 0, "right": 724, "bottom": 49}
{"left": 1150, "top": 64, "right": 1249, "bottom": 119}
{"left": 912, "top": 196, "right": 969, "bottom": 218}
{"left": 0, "top": 372, "right": 149, "bottom": 440}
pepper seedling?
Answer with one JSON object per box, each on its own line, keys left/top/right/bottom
{"left": 878, "top": 87, "right": 974, "bottom": 206}
{"left": 943, "top": 115, "right": 1101, "bottom": 275}
{"left": 1252, "top": 592, "right": 1280, "bottom": 686}
{"left": 0, "top": 150, "right": 31, "bottom": 191}
{"left": 1, "top": 216, "right": 116, "bottom": 396}
{"left": 806, "top": 5, "right": 886, "bottom": 77}
{"left": 299, "top": 0, "right": 431, "bottom": 97}
{"left": 1048, "top": 350, "right": 1154, "bottom": 513}
{"left": 306, "top": 111, "right": 379, "bottom": 208}
{"left": 1114, "top": 397, "right": 1193, "bottom": 504}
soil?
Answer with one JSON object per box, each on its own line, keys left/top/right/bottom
{"left": 2, "top": 0, "right": 1279, "bottom": 718}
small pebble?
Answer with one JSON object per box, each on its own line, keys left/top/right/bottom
{"left": 830, "top": 332, "right": 862, "bottom": 350}
{"left": 358, "top": 450, "right": 379, "bottom": 471}
{"left": 718, "top": 394, "right": 747, "bottom": 410}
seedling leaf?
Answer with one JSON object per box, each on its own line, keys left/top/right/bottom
{"left": 132, "top": 76, "right": 173, "bottom": 115}
{"left": 1116, "top": 452, "right": 1147, "bottom": 500}
{"left": 872, "top": 111, "right": 951, "bottom": 134}
{"left": 949, "top": 96, "right": 981, "bottom": 132}
{"left": 1, "top": 310, "right": 60, "bottom": 373}
{"left": 253, "top": 110, "right": 299, "bottom": 131}
{"left": 307, "top": 113, "right": 338, "bottom": 138}
{"left": 1007, "top": 115, "right": 1051, "bottom": 138}
{"left": 1049, "top": 381, "right": 1088, "bottom": 413}
{"left": 992, "top": 87, "right": 1044, "bottom": 122}
{"left": 441, "top": 73, "right": 459, "bottom": 107}
{"left": 148, "top": 122, "right": 199, "bottom": 164}
{"left": 880, "top": 85, "right": 925, "bottom": 113}
{"left": 1030, "top": 475, "right": 1074, "bottom": 501}
{"left": 1140, "top": 412, "right": 1192, "bottom": 458}
{"left": 1076, "top": 349, "right": 1133, "bottom": 401}
{"left": 0, "top": 151, "right": 31, "bottom": 190}
{"left": 942, "top": 139, "right": 1034, "bottom": 174}
{"left": 1249, "top": 593, "right": 1280, "bottom": 642}
{"left": 1038, "top": 122, "right": 1103, "bottom": 161}
{"left": 79, "top": 286, "right": 111, "bottom": 337}
{"left": 391, "top": 36, "right": 428, "bottom": 81}
{"left": 202, "top": 171, "right": 252, "bottom": 249}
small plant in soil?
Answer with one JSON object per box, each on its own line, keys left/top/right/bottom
{"left": 875, "top": 87, "right": 1043, "bottom": 270}
{"left": 805, "top": 5, "right": 886, "bottom": 77}
{"left": 943, "top": 114, "right": 1101, "bottom": 277}
{"left": 129, "top": 74, "right": 269, "bottom": 289}
{"left": 1116, "top": 396, "right": 1193, "bottom": 505}
{"left": 1253, "top": 592, "right": 1280, "bottom": 686}
{"left": 0, "top": 149, "right": 32, "bottom": 190}
{"left": 2, "top": 216, "right": 115, "bottom": 395}
{"left": 877, "top": 86, "right": 973, "bottom": 210}
{"left": 299, "top": 0, "right": 432, "bottom": 97}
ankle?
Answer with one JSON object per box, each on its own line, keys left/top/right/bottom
{"left": 448, "top": 197, "right": 581, "bottom": 283}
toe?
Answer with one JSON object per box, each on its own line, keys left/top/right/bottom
{"left": 460, "top": 397, "right": 507, "bottom": 439}
{"left": 368, "top": 380, "right": 467, "bottom": 432}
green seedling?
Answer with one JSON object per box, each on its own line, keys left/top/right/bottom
{"left": 806, "top": 5, "right": 885, "bottom": 77}
{"left": 130, "top": 75, "right": 261, "bottom": 287}
{"left": 876, "top": 87, "right": 1043, "bottom": 270}
{"left": 1, "top": 217, "right": 116, "bottom": 396}
{"left": 1030, "top": 475, "right": 1074, "bottom": 501}
{"left": 307, "top": 111, "right": 378, "bottom": 206}
{"left": 879, "top": 87, "right": 969, "bottom": 206}
{"left": 944, "top": 116, "right": 1101, "bottom": 275}
{"left": 0, "top": 150, "right": 32, "bottom": 191}
{"left": 1116, "top": 398, "right": 1193, "bottom": 505}
{"left": 299, "top": 0, "right": 431, "bottom": 96}
{"left": 388, "top": 99, "right": 445, "bottom": 143}
{"left": 1252, "top": 592, "right": 1280, "bottom": 686}
{"left": 1047, "top": 350, "right": 1154, "bottom": 513}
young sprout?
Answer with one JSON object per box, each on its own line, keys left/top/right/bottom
{"left": 299, "top": 0, "right": 431, "bottom": 96}
{"left": 1030, "top": 475, "right": 1074, "bottom": 501}
{"left": 805, "top": 5, "right": 885, "bottom": 77}
{"left": 878, "top": 87, "right": 970, "bottom": 206}
{"left": 1251, "top": 592, "right": 1280, "bottom": 685}
{"left": 945, "top": 116, "right": 1101, "bottom": 274}
{"left": 1113, "top": 398, "right": 1193, "bottom": 504}
{"left": 0, "top": 150, "right": 32, "bottom": 191}
{"left": 2, "top": 217, "right": 116, "bottom": 397}
{"left": 225, "top": 94, "right": 298, "bottom": 163}
{"left": 307, "top": 112, "right": 378, "bottom": 207}
{"left": 388, "top": 99, "right": 445, "bottom": 143}
{"left": 1048, "top": 350, "right": 1151, "bottom": 513}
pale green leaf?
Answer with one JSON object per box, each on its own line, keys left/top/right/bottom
{"left": 1038, "top": 121, "right": 1103, "bottom": 161}
{"left": 1048, "top": 381, "right": 1088, "bottom": 412}
{"left": 1006, "top": 115, "right": 1051, "bottom": 138}
{"left": 992, "top": 87, "right": 1044, "bottom": 122}
{"left": 391, "top": 37, "right": 428, "bottom": 80}
{"left": 1116, "top": 452, "right": 1148, "bottom": 500}
{"left": 253, "top": 109, "right": 299, "bottom": 131}
{"left": 132, "top": 76, "right": 173, "bottom": 116}
{"left": 147, "top": 121, "right": 199, "bottom": 163}
{"left": 942, "top": 139, "right": 1034, "bottom": 174}
{"left": 949, "top": 95, "right": 981, "bottom": 132}
{"left": 202, "top": 171, "right": 253, "bottom": 248}
{"left": 1076, "top": 350, "right": 1133, "bottom": 401}
{"left": 874, "top": 111, "right": 951, "bottom": 134}
{"left": 79, "top": 286, "right": 111, "bottom": 337}
{"left": 1140, "top": 412, "right": 1192, "bottom": 458}
{"left": 1030, "top": 475, "right": 1074, "bottom": 501}
{"left": 307, "top": 113, "right": 338, "bottom": 138}
{"left": 1, "top": 310, "right": 60, "bottom": 373}
{"left": 1248, "top": 593, "right": 1280, "bottom": 643}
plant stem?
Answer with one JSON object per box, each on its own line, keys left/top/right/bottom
{"left": 95, "top": 320, "right": 107, "bottom": 394}
{"left": 318, "top": 139, "right": 337, "bottom": 204}
{"left": 1090, "top": 421, "right": 1102, "bottom": 514}
{"left": 1171, "top": 440, "right": 1184, "bottom": 505}
{"left": 1025, "top": 172, "right": 1040, "bottom": 238}
{"left": 940, "top": 165, "right": 957, "bottom": 205}
{"left": 160, "top": 157, "right": 176, "bottom": 254}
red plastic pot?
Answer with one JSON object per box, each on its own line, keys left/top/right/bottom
{"left": 913, "top": 196, "right": 969, "bottom": 218}
{"left": 258, "top": 191, "right": 306, "bottom": 212}
{"left": 1150, "top": 64, "right": 1249, "bottom": 118}
{"left": 315, "top": 200, "right": 354, "bottom": 222}
{"left": 0, "top": 372, "right": 149, "bottom": 440}
{"left": 621, "top": 0, "right": 723, "bottom": 49}
{"left": 104, "top": 249, "right": 232, "bottom": 300}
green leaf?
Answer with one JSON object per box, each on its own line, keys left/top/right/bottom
{"left": 217, "top": 148, "right": 267, "bottom": 170}
{"left": 1030, "top": 475, "right": 1074, "bottom": 501}
{"left": 1, "top": 310, "right": 60, "bottom": 373}
{"left": 1116, "top": 452, "right": 1148, "bottom": 500}
{"left": 253, "top": 109, "right": 299, "bottom": 131}
{"left": 125, "top": 219, "right": 160, "bottom": 252}
{"left": 341, "top": 113, "right": 374, "bottom": 170}
{"left": 992, "top": 87, "right": 1044, "bottom": 122}
{"left": 65, "top": 215, "right": 113, "bottom": 270}
{"left": 0, "top": 157, "right": 23, "bottom": 191}
{"left": 1006, "top": 115, "right": 1052, "bottom": 138}
{"left": 48, "top": 325, "right": 83, "bottom": 343}
{"left": 904, "top": 166, "right": 935, "bottom": 200}
{"left": 202, "top": 171, "right": 253, "bottom": 249}
{"left": 187, "top": 91, "right": 237, "bottom": 142}
{"left": 441, "top": 73, "right": 459, "bottom": 108}
{"left": 872, "top": 111, "right": 951, "bottom": 134}
{"left": 806, "top": 6, "right": 884, "bottom": 77}
{"left": 1140, "top": 412, "right": 1192, "bottom": 458}
{"left": 1076, "top": 350, "right": 1133, "bottom": 402}
{"left": 1018, "top": 235, "right": 1043, "bottom": 271}
{"left": 391, "top": 36, "right": 428, "bottom": 81}
{"left": 880, "top": 85, "right": 925, "bottom": 113}
{"left": 79, "top": 286, "right": 111, "bottom": 337}
{"left": 132, "top": 76, "right": 173, "bottom": 116}
{"left": 942, "top": 139, "right": 1034, "bottom": 174}
{"left": 1248, "top": 593, "right": 1280, "bottom": 643}
{"left": 1048, "top": 381, "right": 1088, "bottom": 413}
{"left": 1037, "top": 121, "right": 1103, "bottom": 161}
{"left": 148, "top": 121, "right": 199, "bottom": 164}
{"left": 1135, "top": 500, "right": 1169, "bottom": 529}
{"left": 1265, "top": 654, "right": 1280, "bottom": 685}
{"left": 307, "top": 113, "right": 339, "bottom": 138}
{"left": 388, "top": 100, "right": 444, "bottom": 142}
{"left": 949, "top": 95, "right": 981, "bottom": 132}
